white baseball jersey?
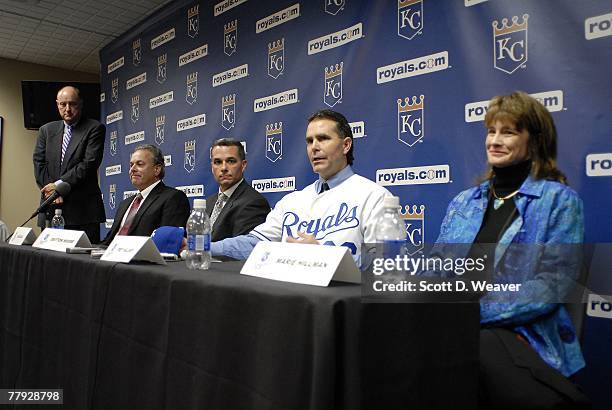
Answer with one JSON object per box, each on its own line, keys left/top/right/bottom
{"left": 251, "top": 174, "right": 389, "bottom": 263}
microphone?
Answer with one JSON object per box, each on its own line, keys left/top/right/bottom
{"left": 4, "top": 182, "right": 73, "bottom": 243}
{"left": 30, "top": 181, "right": 71, "bottom": 219}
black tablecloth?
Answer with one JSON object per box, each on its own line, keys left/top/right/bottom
{"left": 0, "top": 243, "right": 479, "bottom": 409}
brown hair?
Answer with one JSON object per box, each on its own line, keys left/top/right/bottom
{"left": 307, "top": 109, "right": 354, "bottom": 165}
{"left": 483, "top": 91, "right": 567, "bottom": 184}
{"left": 210, "top": 138, "right": 246, "bottom": 161}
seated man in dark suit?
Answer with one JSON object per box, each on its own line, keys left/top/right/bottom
{"left": 207, "top": 138, "right": 270, "bottom": 241}
{"left": 102, "top": 144, "right": 190, "bottom": 245}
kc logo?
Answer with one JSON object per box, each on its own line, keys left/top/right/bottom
{"left": 131, "top": 95, "right": 140, "bottom": 123}
{"left": 221, "top": 94, "right": 236, "bottom": 131}
{"left": 187, "top": 5, "right": 199, "bottom": 38}
{"left": 398, "top": 0, "right": 423, "bottom": 40}
{"left": 157, "top": 53, "right": 167, "bottom": 83}
{"left": 324, "top": 62, "right": 343, "bottom": 108}
{"left": 493, "top": 14, "right": 529, "bottom": 74}
{"left": 109, "top": 184, "right": 116, "bottom": 210}
{"left": 400, "top": 204, "right": 425, "bottom": 255}
{"left": 325, "top": 0, "right": 345, "bottom": 16}
{"left": 268, "top": 39, "right": 284, "bottom": 79}
{"left": 224, "top": 20, "right": 237, "bottom": 56}
{"left": 266, "top": 122, "right": 283, "bottom": 162}
{"left": 186, "top": 72, "right": 198, "bottom": 105}
{"left": 155, "top": 115, "right": 165, "bottom": 145}
{"left": 397, "top": 95, "right": 424, "bottom": 147}
{"left": 109, "top": 130, "right": 117, "bottom": 156}
{"left": 132, "top": 38, "right": 141, "bottom": 66}
{"left": 184, "top": 140, "right": 196, "bottom": 173}
{"left": 111, "top": 78, "right": 118, "bottom": 104}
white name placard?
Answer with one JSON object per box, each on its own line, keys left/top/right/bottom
{"left": 8, "top": 227, "right": 37, "bottom": 245}
{"left": 241, "top": 241, "right": 360, "bottom": 286}
{"left": 101, "top": 236, "right": 166, "bottom": 265}
{"left": 32, "top": 228, "right": 91, "bottom": 252}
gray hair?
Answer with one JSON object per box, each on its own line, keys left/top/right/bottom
{"left": 134, "top": 144, "right": 165, "bottom": 179}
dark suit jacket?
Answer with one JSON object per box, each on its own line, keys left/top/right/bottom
{"left": 33, "top": 118, "right": 106, "bottom": 227}
{"left": 206, "top": 180, "right": 270, "bottom": 242}
{"left": 102, "top": 181, "right": 190, "bottom": 245}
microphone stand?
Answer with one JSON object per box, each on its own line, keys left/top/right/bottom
{"left": 4, "top": 214, "right": 39, "bottom": 243}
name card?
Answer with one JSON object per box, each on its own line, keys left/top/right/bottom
{"left": 101, "top": 236, "right": 166, "bottom": 265}
{"left": 241, "top": 241, "right": 360, "bottom": 286}
{"left": 8, "top": 227, "right": 37, "bottom": 245}
{"left": 32, "top": 228, "right": 92, "bottom": 252}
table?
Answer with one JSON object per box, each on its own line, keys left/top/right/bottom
{"left": 0, "top": 243, "right": 479, "bottom": 409}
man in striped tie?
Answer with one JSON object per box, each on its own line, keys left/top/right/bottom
{"left": 33, "top": 86, "right": 106, "bottom": 243}
{"left": 206, "top": 138, "right": 270, "bottom": 242}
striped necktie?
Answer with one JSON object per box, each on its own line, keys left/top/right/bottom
{"left": 118, "top": 194, "right": 143, "bottom": 236}
{"left": 61, "top": 124, "right": 72, "bottom": 163}
{"left": 210, "top": 193, "right": 228, "bottom": 228}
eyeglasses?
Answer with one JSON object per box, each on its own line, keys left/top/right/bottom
{"left": 57, "top": 101, "right": 80, "bottom": 108}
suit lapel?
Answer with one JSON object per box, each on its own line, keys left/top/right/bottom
{"left": 128, "top": 182, "right": 164, "bottom": 234}
{"left": 213, "top": 181, "right": 244, "bottom": 230}
{"left": 48, "top": 122, "right": 64, "bottom": 178}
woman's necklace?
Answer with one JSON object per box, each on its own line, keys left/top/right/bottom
{"left": 491, "top": 185, "right": 519, "bottom": 210}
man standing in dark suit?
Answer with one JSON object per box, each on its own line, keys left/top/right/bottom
{"left": 101, "top": 144, "right": 190, "bottom": 245}
{"left": 33, "top": 86, "right": 105, "bottom": 243}
{"left": 207, "top": 138, "right": 270, "bottom": 241}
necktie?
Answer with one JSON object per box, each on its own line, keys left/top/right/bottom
{"left": 320, "top": 182, "right": 330, "bottom": 194}
{"left": 61, "top": 124, "right": 72, "bottom": 164}
{"left": 118, "top": 194, "right": 142, "bottom": 236}
{"left": 209, "top": 193, "right": 228, "bottom": 228}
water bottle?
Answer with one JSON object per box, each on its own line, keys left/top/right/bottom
{"left": 185, "top": 199, "right": 211, "bottom": 270}
{"left": 51, "top": 209, "right": 65, "bottom": 229}
{"left": 375, "top": 195, "right": 406, "bottom": 259}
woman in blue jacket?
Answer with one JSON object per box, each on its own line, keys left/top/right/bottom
{"left": 436, "top": 92, "right": 590, "bottom": 409}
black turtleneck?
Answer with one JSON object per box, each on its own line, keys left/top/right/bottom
{"left": 473, "top": 160, "right": 531, "bottom": 244}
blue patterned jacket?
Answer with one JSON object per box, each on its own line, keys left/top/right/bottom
{"left": 435, "top": 175, "right": 585, "bottom": 377}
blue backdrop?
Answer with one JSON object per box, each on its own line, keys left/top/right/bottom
{"left": 98, "top": 1, "right": 612, "bottom": 406}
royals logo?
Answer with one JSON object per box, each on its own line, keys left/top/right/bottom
{"left": 131, "top": 95, "right": 140, "bottom": 123}
{"left": 325, "top": 0, "right": 345, "bottom": 16}
{"left": 221, "top": 94, "right": 236, "bottom": 130}
{"left": 186, "top": 72, "right": 197, "bottom": 105}
{"left": 397, "top": 95, "right": 424, "bottom": 147}
{"left": 155, "top": 115, "right": 165, "bottom": 145}
{"left": 493, "top": 14, "right": 529, "bottom": 74}
{"left": 400, "top": 204, "right": 425, "bottom": 255}
{"left": 157, "top": 53, "right": 167, "bottom": 83}
{"left": 265, "top": 122, "right": 282, "bottom": 162}
{"left": 109, "top": 184, "right": 117, "bottom": 210}
{"left": 324, "top": 62, "right": 343, "bottom": 108}
{"left": 132, "top": 38, "right": 141, "bottom": 66}
{"left": 398, "top": 0, "right": 423, "bottom": 40}
{"left": 109, "top": 130, "right": 117, "bottom": 156}
{"left": 267, "top": 39, "right": 284, "bottom": 79}
{"left": 282, "top": 203, "right": 360, "bottom": 241}
{"left": 111, "top": 78, "right": 118, "bottom": 103}
{"left": 108, "top": 130, "right": 117, "bottom": 157}
{"left": 184, "top": 140, "right": 196, "bottom": 173}
{"left": 187, "top": 4, "right": 199, "bottom": 38}
{"left": 224, "top": 20, "right": 237, "bottom": 56}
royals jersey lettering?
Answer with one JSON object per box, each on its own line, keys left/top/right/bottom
{"left": 251, "top": 174, "right": 389, "bottom": 264}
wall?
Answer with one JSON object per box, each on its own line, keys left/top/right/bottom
{"left": 0, "top": 57, "right": 98, "bottom": 232}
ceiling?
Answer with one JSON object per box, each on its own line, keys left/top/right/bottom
{"left": 0, "top": 0, "right": 174, "bottom": 74}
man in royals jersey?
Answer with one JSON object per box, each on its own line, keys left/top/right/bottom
{"left": 211, "top": 109, "right": 390, "bottom": 265}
